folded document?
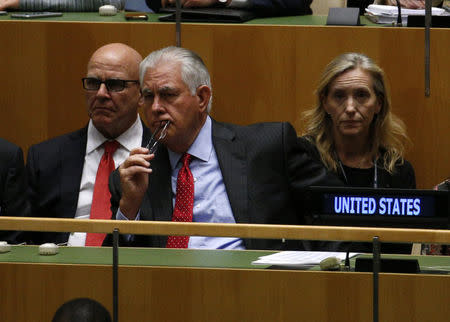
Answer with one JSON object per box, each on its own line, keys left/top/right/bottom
{"left": 365, "top": 5, "right": 448, "bottom": 24}
{"left": 252, "top": 251, "right": 359, "bottom": 267}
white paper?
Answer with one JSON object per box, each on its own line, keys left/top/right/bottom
{"left": 364, "top": 5, "right": 448, "bottom": 24}
{"left": 366, "top": 5, "right": 446, "bottom": 16}
{"left": 251, "top": 251, "right": 359, "bottom": 266}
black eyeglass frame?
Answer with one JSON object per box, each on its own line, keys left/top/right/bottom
{"left": 81, "top": 77, "right": 140, "bottom": 92}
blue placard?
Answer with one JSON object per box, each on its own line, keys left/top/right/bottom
{"left": 323, "top": 194, "right": 435, "bottom": 217}
{"left": 305, "top": 186, "right": 449, "bottom": 229}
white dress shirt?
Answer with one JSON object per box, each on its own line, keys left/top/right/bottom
{"left": 68, "top": 116, "right": 143, "bottom": 246}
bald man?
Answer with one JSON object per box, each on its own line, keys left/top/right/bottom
{"left": 26, "top": 43, "right": 150, "bottom": 246}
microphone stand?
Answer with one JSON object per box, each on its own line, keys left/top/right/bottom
{"left": 344, "top": 242, "right": 352, "bottom": 271}
{"left": 424, "top": 0, "right": 432, "bottom": 96}
{"left": 175, "top": 0, "right": 182, "bottom": 47}
{"left": 372, "top": 236, "right": 381, "bottom": 322}
{"left": 112, "top": 228, "right": 119, "bottom": 322}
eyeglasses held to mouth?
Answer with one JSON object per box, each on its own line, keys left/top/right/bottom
{"left": 145, "top": 121, "right": 171, "bottom": 155}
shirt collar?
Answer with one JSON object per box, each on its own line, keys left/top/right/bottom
{"left": 86, "top": 115, "right": 142, "bottom": 154}
{"left": 168, "top": 116, "right": 213, "bottom": 169}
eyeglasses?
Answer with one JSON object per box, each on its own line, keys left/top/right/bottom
{"left": 82, "top": 77, "right": 139, "bottom": 92}
{"left": 145, "top": 121, "right": 170, "bottom": 155}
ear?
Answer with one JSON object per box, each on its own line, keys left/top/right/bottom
{"left": 196, "top": 85, "right": 211, "bottom": 113}
{"left": 137, "top": 90, "right": 145, "bottom": 109}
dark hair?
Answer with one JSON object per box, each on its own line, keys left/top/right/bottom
{"left": 52, "top": 298, "right": 111, "bottom": 322}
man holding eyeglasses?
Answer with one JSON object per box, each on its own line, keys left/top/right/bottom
{"left": 26, "top": 43, "right": 149, "bottom": 246}
{"left": 108, "top": 46, "right": 342, "bottom": 251}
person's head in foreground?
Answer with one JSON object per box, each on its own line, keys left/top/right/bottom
{"left": 52, "top": 297, "right": 112, "bottom": 322}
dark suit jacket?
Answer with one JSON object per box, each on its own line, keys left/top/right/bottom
{"left": 146, "top": 0, "right": 312, "bottom": 16}
{"left": 109, "top": 120, "right": 342, "bottom": 250}
{"left": 26, "top": 123, "right": 150, "bottom": 245}
{"left": 0, "top": 138, "right": 30, "bottom": 243}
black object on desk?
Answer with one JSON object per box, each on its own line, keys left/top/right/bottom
{"left": 407, "top": 15, "right": 450, "bottom": 28}
{"left": 158, "top": 7, "right": 256, "bottom": 23}
{"left": 11, "top": 12, "right": 63, "bottom": 19}
{"left": 355, "top": 257, "right": 420, "bottom": 273}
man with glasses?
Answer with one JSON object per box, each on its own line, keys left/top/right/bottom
{"left": 26, "top": 43, "right": 149, "bottom": 246}
{"left": 109, "top": 46, "right": 342, "bottom": 250}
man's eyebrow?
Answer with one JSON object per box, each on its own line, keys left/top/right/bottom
{"left": 158, "top": 86, "right": 177, "bottom": 93}
{"left": 141, "top": 86, "right": 178, "bottom": 95}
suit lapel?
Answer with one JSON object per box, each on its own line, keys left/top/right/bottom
{"left": 212, "top": 120, "right": 249, "bottom": 224}
{"left": 147, "top": 146, "right": 173, "bottom": 221}
{"left": 140, "top": 120, "right": 152, "bottom": 147}
{"left": 146, "top": 141, "right": 173, "bottom": 247}
{"left": 60, "top": 127, "right": 88, "bottom": 219}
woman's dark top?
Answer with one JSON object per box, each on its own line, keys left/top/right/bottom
{"left": 299, "top": 136, "right": 416, "bottom": 189}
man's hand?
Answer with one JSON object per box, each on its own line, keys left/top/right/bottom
{"left": 118, "top": 147, "right": 153, "bottom": 220}
{"left": 387, "top": 0, "right": 426, "bottom": 9}
{"left": 161, "top": 0, "right": 225, "bottom": 8}
{"left": 0, "top": 0, "right": 19, "bottom": 10}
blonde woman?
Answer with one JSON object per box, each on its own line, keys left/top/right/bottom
{"left": 300, "top": 52, "right": 415, "bottom": 190}
{"left": 300, "top": 53, "right": 415, "bottom": 254}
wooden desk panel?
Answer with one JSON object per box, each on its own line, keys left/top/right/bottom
{"left": 1, "top": 262, "right": 449, "bottom": 322}
{"left": 0, "top": 21, "right": 448, "bottom": 188}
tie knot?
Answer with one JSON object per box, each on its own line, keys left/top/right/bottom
{"left": 181, "top": 153, "right": 192, "bottom": 167}
{"left": 104, "top": 140, "right": 119, "bottom": 154}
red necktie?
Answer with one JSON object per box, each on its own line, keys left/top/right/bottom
{"left": 85, "top": 140, "right": 120, "bottom": 246}
{"left": 166, "top": 153, "right": 194, "bottom": 248}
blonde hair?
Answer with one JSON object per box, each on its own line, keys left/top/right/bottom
{"left": 303, "top": 53, "right": 409, "bottom": 174}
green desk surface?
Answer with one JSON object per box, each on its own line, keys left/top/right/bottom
{"left": 0, "top": 245, "right": 274, "bottom": 269}
{"left": 0, "top": 12, "right": 379, "bottom": 26}
{"left": 0, "top": 246, "right": 449, "bottom": 274}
